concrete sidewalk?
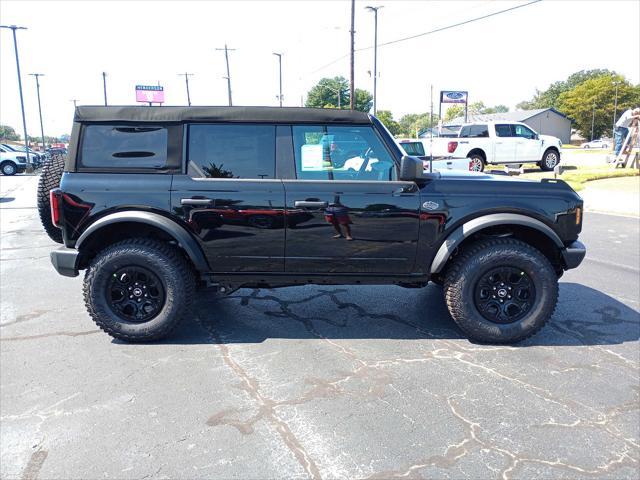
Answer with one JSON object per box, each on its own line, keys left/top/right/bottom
{"left": 580, "top": 176, "right": 640, "bottom": 217}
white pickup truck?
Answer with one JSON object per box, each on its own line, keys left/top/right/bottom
{"left": 397, "top": 139, "right": 471, "bottom": 171}
{"left": 417, "top": 121, "right": 562, "bottom": 172}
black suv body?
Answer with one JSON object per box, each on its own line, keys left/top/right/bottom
{"left": 46, "top": 106, "right": 585, "bottom": 343}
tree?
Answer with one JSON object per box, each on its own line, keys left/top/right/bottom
{"left": 557, "top": 74, "right": 640, "bottom": 139}
{"left": 517, "top": 69, "right": 616, "bottom": 110}
{"left": 375, "top": 110, "right": 400, "bottom": 136}
{"left": 0, "top": 125, "right": 20, "bottom": 141}
{"left": 444, "top": 105, "right": 465, "bottom": 122}
{"left": 306, "top": 76, "right": 372, "bottom": 112}
{"left": 397, "top": 113, "right": 439, "bottom": 137}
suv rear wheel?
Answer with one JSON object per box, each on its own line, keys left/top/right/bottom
{"left": 83, "top": 239, "right": 195, "bottom": 342}
{"left": 467, "top": 154, "right": 485, "bottom": 172}
{"left": 443, "top": 238, "right": 558, "bottom": 343}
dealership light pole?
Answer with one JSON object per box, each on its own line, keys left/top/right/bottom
{"left": 29, "top": 73, "right": 46, "bottom": 152}
{"left": 365, "top": 5, "right": 382, "bottom": 115}
{"left": 0, "top": 25, "right": 32, "bottom": 170}
{"left": 273, "top": 52, "right": 283, "bottom": 107}
{"left": 178, "top": 73, "right": 193, "bottom": 106}
{"left": 349, "top": 0, "right": 355, "bottom": 110}
{"left": 612, "top": 81, "right": 619, "bottom": 141}
{"left": 102, "top": 72, "right": 108, "bottom": 106}
{"left": 216, "top": 44, "right": 235, "bottom": 106}
{"left": 591, "top": 103, "right": 596, "bottom": 141}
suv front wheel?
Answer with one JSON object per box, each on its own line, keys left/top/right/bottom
{"left": 443, "top": 238, "right": 558, "bottom": 343}
{"left": 83, "top": 239, "right": 195, "bottom": 342}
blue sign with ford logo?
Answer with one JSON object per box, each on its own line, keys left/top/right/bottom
{"left": 441, "top": 90, "right": 468, "bottom": 104}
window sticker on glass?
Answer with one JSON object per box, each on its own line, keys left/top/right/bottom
{"left": 300, "top": 144, "right": 326, "bottom": 171}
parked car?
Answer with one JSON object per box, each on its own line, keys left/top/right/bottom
{"left": 0, "top": 147, "right": 29, "bottom": 175}
{"left": 41, "top": 106, "right": 585, "bottom": 345}
{"left": 580, "top": 139, "right": 610, "bottom": 149}
{"left": 1, "top": 144, "right": 43, "bottom": 168}
{"left": 419, "top": 122, "right": 562, "bottom": 172}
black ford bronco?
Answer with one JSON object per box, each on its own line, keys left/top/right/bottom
{"left": 40, "top": 106, "right": 586, "bottom": 344}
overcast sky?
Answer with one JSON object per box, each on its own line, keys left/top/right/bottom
{"left": 1, "top": 0, "right": 639, "bottom": 136}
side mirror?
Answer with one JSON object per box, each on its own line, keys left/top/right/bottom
{"left": 399, "top": 155, "right": 423, "bottom": 181}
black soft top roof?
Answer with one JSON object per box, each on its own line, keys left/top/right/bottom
{"left": 74, "top": 106, "right": 371, "bottom": 124}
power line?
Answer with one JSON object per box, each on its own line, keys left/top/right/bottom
{"left": 307, "top": 0, "right": 542, "bottom": 75}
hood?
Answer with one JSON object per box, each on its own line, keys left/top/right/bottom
{"left": 540, "top": 134, "right": 561, "bottom": 145}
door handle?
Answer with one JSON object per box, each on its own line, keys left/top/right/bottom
{"left": 181, "top": 198, "right": 214, "bottom": 206}
{"left": 294, "top": 200, "right": 328, "bottom": 208}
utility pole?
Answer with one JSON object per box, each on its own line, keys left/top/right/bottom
{"left": 349, "top": 0, "right": 355, "bottom": 110}
{"left": 102, "top": 72, "right": 108, "bottom": 106}
{"left": 273, "top": 52, "right": 283, "bottom": 107}
{"left": 71, "top": 99, "right": 78, "bottom": 108}
{"left": 29, "top": 73, "right": 46, "bottom": 153}
{"left": 178, "top": 73, "right": 193, "bottom": 106}
{"left": 591, "top": 103, "right": 596, "bottom": 141}
{"left": 612, "top": 81, "right": 619, "bottom": 142}
{"left": 365, "top": 6, "right": 383, "bottom": 115}
{"left": 0, "top": 25, "right": 32, "bottom": 171}
{"left": 216, "top": 44, "right": 235, "bottom": 106}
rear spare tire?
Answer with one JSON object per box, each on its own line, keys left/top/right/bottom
{"left": 37, "top": 154, "right": 65, "bottom": 243}
{"left": 443, "top": 238, "right": 558, "bottom": 344}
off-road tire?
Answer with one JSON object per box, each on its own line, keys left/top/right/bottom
{"left": 443, "top": 238, "right": 558, "bottom": 344}
{"left": 1, "top": 161, "right": 17, "bottom": 176}
{"left": 539, "top": 149, "right": 560, "bottom": 171}
{"left": 83, "top": 239, "right": 195, "bottom": 342}
{"left": 37, "top": 154, "right": 65, "bottom": 243}
{"left": 467, "top": 154, "right": 485, "bottom": 172}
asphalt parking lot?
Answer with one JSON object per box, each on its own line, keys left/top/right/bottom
{"left": 1, "top": 173, "right": 639, "bottom": 480}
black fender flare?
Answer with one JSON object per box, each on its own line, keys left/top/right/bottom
{"left": 430, "top": 213, "right": 564, "bottom": 274}
{"left": 76, "top": 211, "right": 210, "bottom": 272}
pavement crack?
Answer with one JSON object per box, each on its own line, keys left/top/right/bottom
{"left": 0, "top": 330, "right": 100, "bottom": 341}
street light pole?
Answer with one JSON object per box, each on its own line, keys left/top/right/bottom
{"left": 29, "top": 73, "right": 46, "bottom": 153}
{"left": 273, "top": 52, "right": 283, "bottom": 107}
{"left": 365, "top": 6, "right": 383, "bottom": 115}
{"left": 102, "top": 72, "right": 108, "bottom": 106}
{"left": 0, "top": 25, "right": 32, "bottom": 170}
{"left": 71, "top": 99, "right": 78, "bottom": 108}
{"left": 591, "top": 103, "right": 596, "bottom": 141}
{"left": 612, "top": 81, "right": 619, "bottom": 141}
{"left": 178, "top": 73, "right": 193, "bottom": 106}
{"left": 349, "top": 0, "right": 355, "bottom": 110}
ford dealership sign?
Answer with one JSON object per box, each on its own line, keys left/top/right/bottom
{"left": 440, "top": 90, "right": 468, "bottom": 104}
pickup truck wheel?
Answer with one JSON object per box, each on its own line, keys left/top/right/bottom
{"left": 1, "top": 161, "right": 17, "bottom": 176}
{"left": 37, "top": 154, "right": 65, "bottom": 243}
{"left": 540, "top": 150, "right": 559, "bottom": 171}
{"left": 443, "top": 238, "right": 558, "bottom": 344}
{"left": 83, "top": 239, "right": 195, "bottom": 342}
{"left": 467, "top": 155, "right": 485, "bottom": 172}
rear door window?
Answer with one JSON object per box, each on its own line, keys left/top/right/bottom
{"left": 495, "top": 124, "right": 514, "bottom": 137}
{"left": 80, "top": 125, "right": 168, "bottom": 168}
{"left": 187, "top": 124, "right": 275, "bottom": 179}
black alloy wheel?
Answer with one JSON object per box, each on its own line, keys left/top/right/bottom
{"left": 106, "top": 266, "right": 166, "bottom": 323}
{"left": 473, "top": 266, "right": 535, "bottom": 324}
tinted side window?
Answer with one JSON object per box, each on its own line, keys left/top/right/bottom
{"left": 292, "top": 125, "right": 396, "bottom": 181}
{"left": 400, "top": 142, "right": 425, "bottom": 156}
{"left": 469, "top": 125, "right": 489, "bottom": 138}
{"left": 459, "top": 126, "right": 471, "bottom": 138}
{"left": 495, "top": 124, "right": 514, "bottom": 137}
{"left": 188, "top": 124, "right": 275, "bottom": 179}
{"left": 80, "top": 125, "right": 168, "bottom": 168}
